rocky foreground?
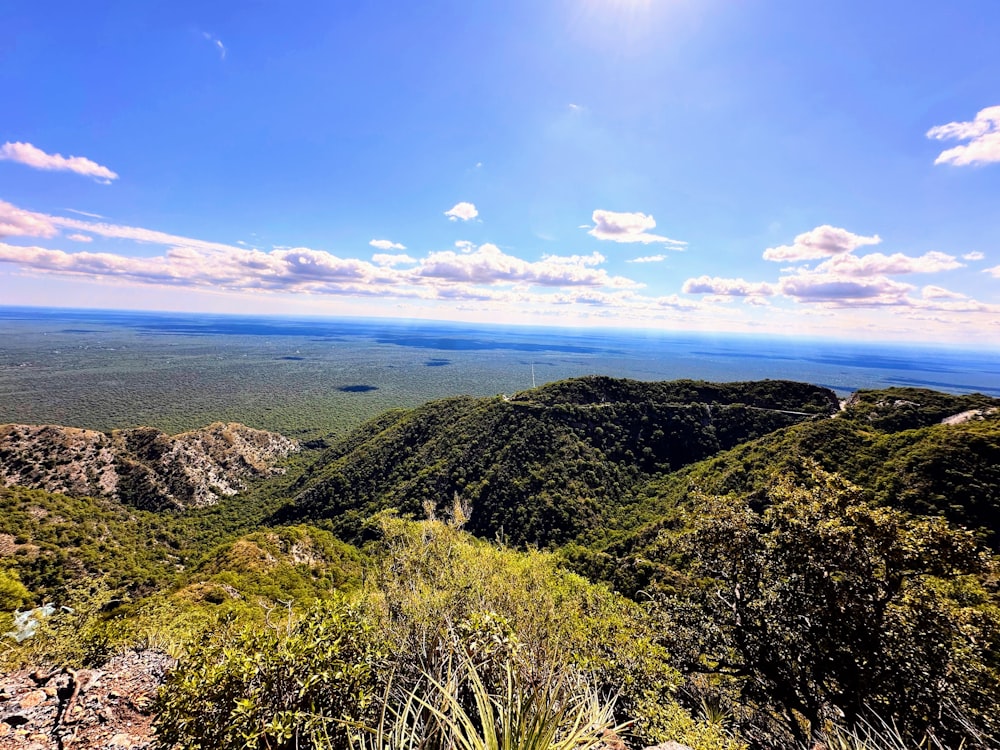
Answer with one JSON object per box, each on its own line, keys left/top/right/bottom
{"left": 0, "top": 650, "right": 172, "bottom": 750}
{"left": 0, "top": 422, "right": 298, "bottom": 511}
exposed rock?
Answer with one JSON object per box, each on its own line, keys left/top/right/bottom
{"left": 0, "top": 650, "right": 173, "bottom": 750}
{"left": 941, "top": 407, "right": 999, "bottom": 425}
{"left": 0, "top": 422, "right": 298, "bottom": 510}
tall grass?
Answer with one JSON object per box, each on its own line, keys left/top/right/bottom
{"left": 345, "top": 657, "right": 620, "bottom": 750}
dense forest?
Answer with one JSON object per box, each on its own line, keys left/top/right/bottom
{"left": 1, "top": 378, "right": 999, "bottom": 750}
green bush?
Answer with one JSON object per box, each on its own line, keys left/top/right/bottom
{"left": 0, "top": 568, "right": 30, "bottom": 611}
{"left": 155, "top": 596, "right": 387, "bottom": 750}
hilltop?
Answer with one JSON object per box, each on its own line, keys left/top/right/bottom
{"left": 278, "top": 376, "right": 838, "bottom": 546}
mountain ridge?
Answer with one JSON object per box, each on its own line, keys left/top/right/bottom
{"left": 0, "top": 422, "right": 298, "bottom": 511}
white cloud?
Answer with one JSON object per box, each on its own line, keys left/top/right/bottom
{"left": 372, "top": 253, "right": 417, "bottom": 266}
{"left": 963, "top": 251, "right": 985, "bottom": 261}
{"left": 587, "top": 210, "right": 686, "bottom": 246}
{"left": 778, "top": 274, "right": 913, "bottom": 304}
{"left": 763, "top": 225, "right": 881, "bottom": 262}
{"left": 0, "top": 201, "right": 648, "bottom": 306}
{"left": 539, "top": 251, "right": 605, "bottom": 267}
{"left": 415, "top": 243, "right": 638, "bottom": 288}
{"left": 445, "top": 202, "right": 478, "bottom": 221}
{"left": 202, "top": 31, "right": 227, "bottom": 60}
{"left": 64, "top": 208, "right": 105, "bottom": 219}
{"left": 369, "top": 239, "right": 406, "bottom": 251}
{"left": 985, "top": 265, "right": 1000, "bottom": 278}
{"left": 927, "top": 105, "right": 1000, "bottom": 166}
{"left": 48, "top": 215, "right": 244, "bottom": 254}
{"left": 0, "top": 142, "right": 118, "bottom": 183}
{"left": 0, "top": 241, "right": 396, "bottom": 293}
{"left": 654, "top": 294, "right": 700, "bottom": 310}
{"left": 627, "top": 254, "right": 667, "bottom": 263}
{"left": 682, "top": 275, "right": 776, "bottom": 297}
{"left": 11, "top": 198, "right": 992, "bottom": 335}
{"left": 551, "top": 290, "right": 639, "bottom": 308}
{"left": 814, "top": 250, "right": 963, "bottom": 277}
{"left": 0, "top": 200, "right": 58, "bottom": 238}
{"left": 66, "top": 233, "right": 93, "bottom": 243}
{"left": 922, "top": 285, "right": 966, "bottom": 300}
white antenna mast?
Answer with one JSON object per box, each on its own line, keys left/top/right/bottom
{"left": 531, "top": 362, "right": 536, "bottom": 388}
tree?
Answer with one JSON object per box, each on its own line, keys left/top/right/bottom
{"left": 659, "top": 466, "right": 1000, "bottom": 747}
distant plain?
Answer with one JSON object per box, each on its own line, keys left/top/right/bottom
{"left": 2, "top": 306, "right": 998, "bottom": 440}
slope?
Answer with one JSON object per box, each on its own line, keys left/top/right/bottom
{"left": 278, "top": 376, "right": 839, "bottom": 546}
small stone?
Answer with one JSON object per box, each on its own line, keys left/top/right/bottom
{"left": 19, "top": 689, "right": 48, "bottom": 709}
{"left": 43, "top": 686, "right": 58, "bottom": 697}
{"left": 30, "top": 669, "right": 54, "bottom": 684}
{"left": 110, "top": 732, "right": 138, "bottom": 747}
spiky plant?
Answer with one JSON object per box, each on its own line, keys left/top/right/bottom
{"left": 347, "top": 656, "right": 619, "bottom": 750}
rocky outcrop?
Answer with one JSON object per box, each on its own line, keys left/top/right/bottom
{"left": 0, "top": 422, "right": 298, "bottom": 511}
{"left": 0, "top": 650, "right": 172, "bottom": 749}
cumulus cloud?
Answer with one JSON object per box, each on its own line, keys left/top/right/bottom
{"left": 985, "top": 265, "right": 1000, "bottom": 278}
{"left": 963, "top": 251, "right": 985, "bottom": 261}
{"left": 0, "top": 200, "right": 650, "bottom": 308}
{"left": 922, "top": 285, "right": 967, "bottom": 300}
{"left": 927, "top": 105, "right": 1000, "bottom": 166}
{"left": 372, "top": 253, "right": 417, "bottom": 266}
{"left": 0, "top": 142, "right": 119, "bottom": 183}
{"left": 551, "top": 289, "right": 639, "bottom": 308}
{"left": 814, "top": 250, "right": 963, "bottom": 277}
{"left": 444, "top": 202, "right": 478, "bottom": 221}
{"left": 587, "top": 210, "right": 686, "bottom": 246}
{"left": 0, "top": 241, "right": 395, "bottom": 293}
{"left": 66, "top": 233, "right": 93, "bottom": 243}
{"left": 416, "top": 243, "right": 638, "bottom": 288}
{"left": 778, "top": 274, "right": 913, "bottom": 304}
{"left": 369, "top": 239, "right": 406, "bottom": 251}
{"left": 0, "top": 200, "right": 57, "bottom": 238}
{"left": 763, "top": 225, "right": 881, "bottom": 262}
{"left": 655, "top": 294, "right": 700, "bottom": 310}
{"left": 627, "top": 254, "right": 667, "bottom": 263}
{"left": 682, "top": 275, "right": 776, "bottom": 297}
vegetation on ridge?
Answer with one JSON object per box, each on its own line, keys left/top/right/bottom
{"left": 2, "top": 377, "right": 999, "bottom": 750}
{"left": 279, "top": 377, "right": 837, "bottom": 547}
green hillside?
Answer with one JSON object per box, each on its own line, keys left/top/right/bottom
{"left": 2, "top": 378, "right": 999, "bottom": 749}
{"left": 587, "top": 399, "right": 1000, "bottom": 589}
{"left": 277, "top": 377, "right": 838, "bottom": 546}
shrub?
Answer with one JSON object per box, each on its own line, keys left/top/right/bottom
{"left": 154, "top": 596, "right": 387, "bottom": 750}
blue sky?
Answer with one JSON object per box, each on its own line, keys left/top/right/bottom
{"left": 2, "top": 0, "right": 999, "bottom": 344}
